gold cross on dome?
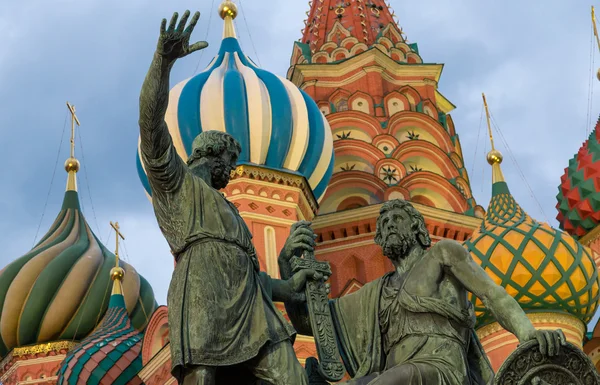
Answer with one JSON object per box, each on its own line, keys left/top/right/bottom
{"left": 110, "top": 221, "right": 126, "bottom": 267}
{"left": 66, "top": 102, "right": 81, "bottom": 159}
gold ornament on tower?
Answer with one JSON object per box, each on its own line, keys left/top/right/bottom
{"left": 219, "top": 1, "right": 238, "bottom": 20}
{"left": 486, "top": 150, "right": 503, "bottom": 165}
{"left": 64, "top": 157, "right": 80, "bottom": 172}
{"left": 110, "top": 267, "right": 125, "bottom": 281}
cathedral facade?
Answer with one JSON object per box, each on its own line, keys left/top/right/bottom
{"left": 2, "top": 1, "right": 600, "bottom": 384}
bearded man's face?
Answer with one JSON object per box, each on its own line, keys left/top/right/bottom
{"left": 210, "top": 150, "right": 238, "bottom": 190}
{"left": 379, "top": 208, "right": 418, "bottom": 261}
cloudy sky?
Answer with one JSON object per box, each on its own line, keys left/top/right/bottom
{"left": 0, "top": 0, "right": 597, "bottom": 320}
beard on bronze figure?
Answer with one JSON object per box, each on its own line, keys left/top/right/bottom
{"left": 209, "top": 156, "right": 233, "bottom": 190}
{"left": 381, "top": 229, "right": 417, "bottom": 261}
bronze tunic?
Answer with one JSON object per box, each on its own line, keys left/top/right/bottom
{"left": 378, "top": 273, "right": 474, "bottom": 385}
{"left": 141, "top": 144, "right": 295, "bottom": 378}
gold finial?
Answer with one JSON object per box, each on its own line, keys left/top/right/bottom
{"left": 219, "top": 1, "right": 238, "bottom": 20}
{"left": 109, "top": 221, "right": 126, "bottom": 295}
{"left": 593, "top": 6, "right": 600, "bottom": 80}
{"left": 219, "top": 1, "right": 238, "bottom": 38}
{"left": 482, "top": 93, "right": 506, "bottom": 183}
{"left": 65, "top": 102, "right": 81, "bottom": 191}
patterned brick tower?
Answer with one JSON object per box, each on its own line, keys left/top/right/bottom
{"left": 288, "top": 0, "right": 485, "bottom": 298}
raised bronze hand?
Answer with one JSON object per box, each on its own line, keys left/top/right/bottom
{"left": 157, "top": 10, "right": 208, "bottom": 62}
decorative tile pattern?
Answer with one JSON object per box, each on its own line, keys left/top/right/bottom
{"left": 464, "top": 182, "right": 600, "bottom": 327}
{"left": 57, "top": 295, "right": 143, "bottom": 385}
{"left": 557, "top": 117, "right": 600, "bottom": 238}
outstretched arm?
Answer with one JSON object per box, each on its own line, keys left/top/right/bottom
{"left": 435, "top": 240, "right": 566, "bottom": 356}
{"left": 139, "top": 11, "right": 207, "bottom": 163}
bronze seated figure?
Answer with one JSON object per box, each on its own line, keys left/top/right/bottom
{"left": 283, "top": 200, "right": 599, "bottom": 385}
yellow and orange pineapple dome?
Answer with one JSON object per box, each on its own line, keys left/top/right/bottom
{"left": 464, "top": 150, "right": 600, "bottom": 327}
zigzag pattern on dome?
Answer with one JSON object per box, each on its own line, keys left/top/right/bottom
{"left": 58, "top": 265, "right": 144, "bottom": 385}
{"left": 557, "top": 117, "right": 600, "bottom": 239}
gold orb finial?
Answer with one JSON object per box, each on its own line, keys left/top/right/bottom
{"left": 110, "top": 267, "right": 125, "bottom": 281}
{"left": 597, "top": 67, "right": 600, "bottom": 81}
{"left": 64, "top": 157, "right": 80, "bottom": 173}
{"left": 486, "top": 149, "right": 503, "bottom": 165}
{"left": 219, "top": 1, "right": 238, "bottom": 20}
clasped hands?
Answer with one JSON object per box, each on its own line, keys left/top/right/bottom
{"left": 277, "top": 221, "right": 329, "bottom": 303}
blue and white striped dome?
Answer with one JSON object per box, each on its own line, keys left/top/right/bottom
{"left": 137, "top": 18, "right": 334, "bottom": 202}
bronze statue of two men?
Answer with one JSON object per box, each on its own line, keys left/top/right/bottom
{"left": 139, "top": 11, "right": 566, "bottom": 385}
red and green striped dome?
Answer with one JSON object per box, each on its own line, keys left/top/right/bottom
{"left": 557, "top": 117, "right": 600, "bottom": 239}
{"left": 57, "top": 272, "right": 144, "bottom": 385}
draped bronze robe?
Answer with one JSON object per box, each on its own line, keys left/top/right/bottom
{"left": 141, "top": 143, "right": 295, "bottom": 381}
{"left": 330, "top": 271, "right": 494, "bottom": 385}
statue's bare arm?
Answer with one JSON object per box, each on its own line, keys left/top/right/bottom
{"left": 139, "top": 11, "right": 207, "bottom": 161}
{"left": 435, "top": 240, "right": 566, "bottom": 355}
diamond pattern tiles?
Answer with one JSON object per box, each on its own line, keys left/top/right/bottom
{"left": 464, "top": 186, "right": 600, "bottom": 328}
{"left": 557, "top": 117, "right": 600, "bottom": 238}
{"left": 57, "top": 295, "right": 144, "bottom": 385}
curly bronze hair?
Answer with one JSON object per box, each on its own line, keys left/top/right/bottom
{"left": 374, "top": 199, "right": 432, "bottom": 249}
{"left": 186, "top": 130, "right": 241, "bottom": 166}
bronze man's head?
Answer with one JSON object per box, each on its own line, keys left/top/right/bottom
{"left": 374, "top": 199, "right": 432, "bottom": 260}
{"left": 187, "top": 131, "right": 241, "bottom": 189}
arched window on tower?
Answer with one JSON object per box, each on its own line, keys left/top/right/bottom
{"left": 264, "top": 226, "right": 279, "bottom": 278}
{"left": 337, "top": 99, "right": 349, "bottom": 112}
{"left": 337, "top": 196, "right": 369, "bottom": 211}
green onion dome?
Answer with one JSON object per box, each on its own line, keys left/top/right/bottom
{"left": 464, "top": 150, "right": 600, "bottom": 327}
{"left": 0, "top": 189, "right": 157, "bottom": 358}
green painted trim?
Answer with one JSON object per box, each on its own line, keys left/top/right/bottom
{"left": 408, "top": 42, "right": 419, "bottom": 54}
{"left": 108, "top": 293, "right": 126, "bottom": 309}
{"left": 491, "top": 182, "right": 510, "bottom": 196}
{"left": 438, "top": 113, "right": 447, "bottom": 131}
{"left": 61, "top": 191, "right": 81, "bottom": 211}
{"left": 416, "top": 101, "right": 423, "bottom": 113}
{"left": 294, "top": 41, "right": 312, "bottom": 61}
